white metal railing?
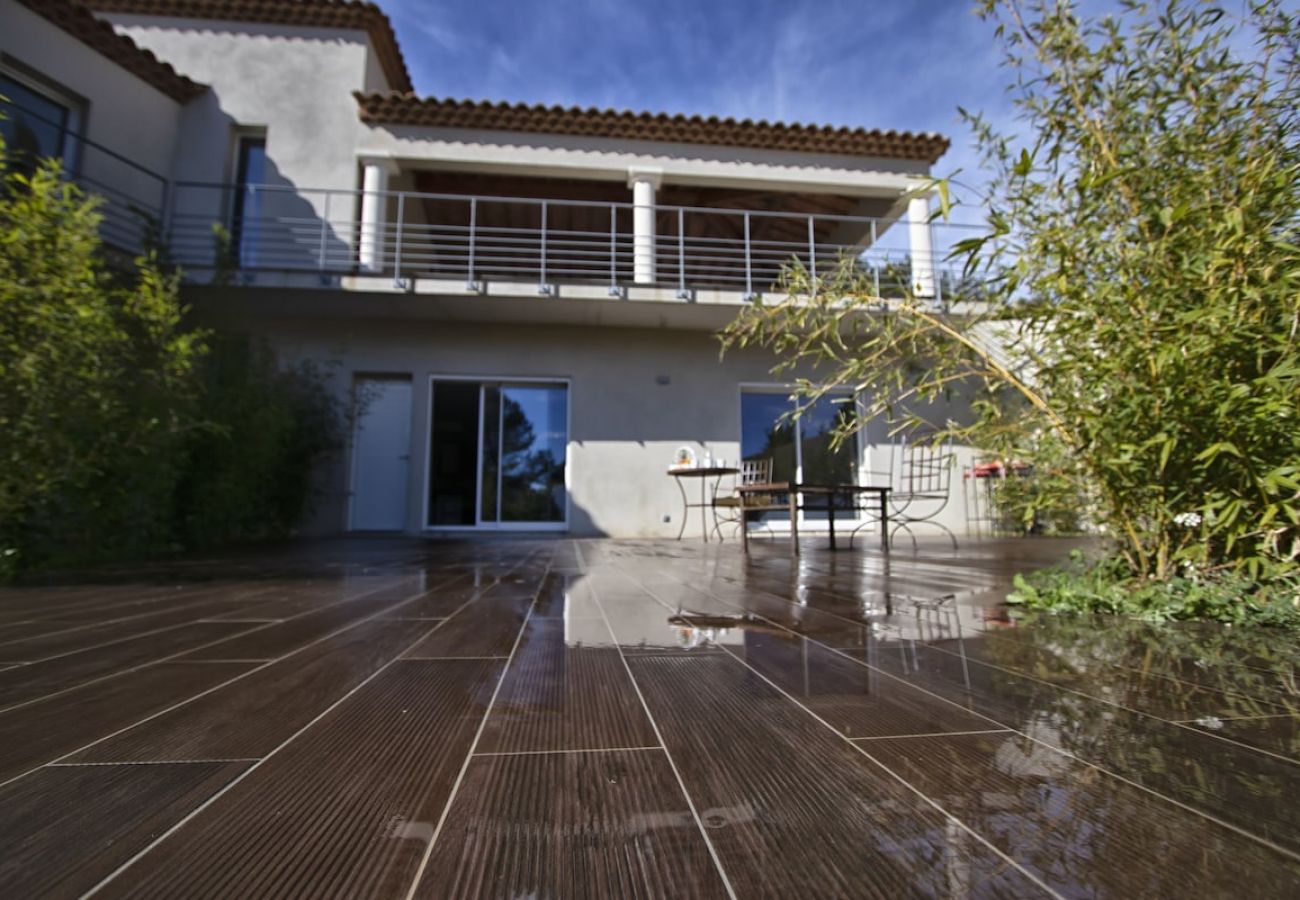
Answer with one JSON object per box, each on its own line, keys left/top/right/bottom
{"left": 167, "top": 181, "right": 982, "bottom": 302}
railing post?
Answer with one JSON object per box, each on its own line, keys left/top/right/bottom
{"left": 871, "top": 220, "right": 881, "bottom": 298}
{"left": 744, "top": 211, "right": 754, "bottom": 300}
{"left": 677, "top": 207, "right": 689, "bottom": 299}
{"left": 393, "top": 192, "right": 405, "bottom": 288}
{"left": 318, "top": 191, "right": 330, "bottom": 272}
{"left": 538, "top": 200, "right": 553, "bottom": 295}
{"left": 807, "top": 214, "right": 817, "bottom": 296}
{"left": 466, "top": 197, "right": 479, "bottom": 291}
{"left": 608, "top": 204, "right": 621, "bottom": 297}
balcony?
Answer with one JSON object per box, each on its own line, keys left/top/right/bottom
{"left": 165, "top": 180, "right": 979, "bottom": 305}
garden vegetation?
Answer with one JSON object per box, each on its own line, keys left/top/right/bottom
{"left": 723, "top": 0, "right": 1300, "bottom": 624}
{"left": 0, "top": 140, "right": 344, "bottom": 580}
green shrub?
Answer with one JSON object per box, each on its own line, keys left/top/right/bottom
{"left": 0, "top": 149, "right": 202, "bottom": 571}
{"left": 0, "top": 139, "right": 345, "bottom": 577}
{"left": 1009, "top": 552, "right": 1300, "bottom": 628}
{"left": 174, "top": 336, "right": 344, "bottom": 548}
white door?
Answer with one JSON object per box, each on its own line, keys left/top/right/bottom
{"left": 350, "top": 377, "right": 412, "bottom": 531}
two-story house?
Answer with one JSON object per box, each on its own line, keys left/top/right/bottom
{"left": 2, "top": 0, "right": 972, "bottom": 541}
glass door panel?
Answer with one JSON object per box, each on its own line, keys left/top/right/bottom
{"left": 427, "top": 381, "right": 480, "bottom": 525}
{"left": 479, "top": 386, "right": 501, "bottom": 523}
{"left": 799, "top": 393, "right": 857, "bottom": 518}
{"left": 428, "top": 380, "right": 568, "bottom": 527}
{"left": 740, "top": 392, "right": 797, "bottom": 523}
{"left": 500, "top": 385, "right": 567, "bottom": 523}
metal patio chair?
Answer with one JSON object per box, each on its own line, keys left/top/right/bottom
{"left": 712, "top": 458, "right": 773, "bottom": 540}
{"left": 888, "top": 437, "right": 958, "bottom": 549}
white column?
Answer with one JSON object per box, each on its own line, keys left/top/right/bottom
{"left": 908, "top": 193, "right": 937, "bottom": 299}
{"left": 359, "top": 159, "right": 397, "bottom": 273}
{"left": 628, "top": 169, "right": 661, "bottom": 285}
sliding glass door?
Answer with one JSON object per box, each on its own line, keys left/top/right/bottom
{"left": 740, "top": 388, "right": 860, "bottom": 525}
{"left": 428, "top": 379, "right": 568, "bottom": 528}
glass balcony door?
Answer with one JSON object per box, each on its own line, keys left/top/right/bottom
{"left": 428, "top": 379, "right": 568, "bottom": 529}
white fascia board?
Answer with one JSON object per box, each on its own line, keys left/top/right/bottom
{"left": 357, "top": 126, "right": 930, "bottom": 197}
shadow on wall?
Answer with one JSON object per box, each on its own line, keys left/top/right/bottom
{"left": 168, "top": 149, "right": 354, "bottom": 282}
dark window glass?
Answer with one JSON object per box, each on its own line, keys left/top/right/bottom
{"left": 427, "top": 381, "right": 480, "bottom": 526}
{"left": 0, "top": 74, "right": 69, "bottom": 170}
{"left": 232, "top": 137, "right": 266, "bottom": 267}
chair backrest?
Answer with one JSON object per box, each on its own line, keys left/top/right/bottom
{"left": 739, "top": 458, "right": 773, "bottom": 485}
{"left": 900, "top": 440, "right": 954, "bottom": 496}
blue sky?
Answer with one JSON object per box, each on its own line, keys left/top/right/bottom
{"left": 379, "top": 0, "right": 1014, "bottom": 209}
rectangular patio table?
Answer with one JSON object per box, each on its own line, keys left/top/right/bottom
{"left": 737, "top": 482, "right": 891, "bottom": 555}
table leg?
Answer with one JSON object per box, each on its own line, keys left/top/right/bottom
{"left": 789, "top": 489, "right": 800, "bottom": 556}
{"left": 673, "top": 476, "right": 688, "bottom": 540}
{"left": 741, "top": 492, "right": 750, "bottom": 554}
{"left": 700, "top": 477, "right": 709, "bottom": 543}
{"left": 828, "top": 496, "right": 837, "bottom": 551}
{"left": 880, "top": 490, "right": 889, "bottom": 552}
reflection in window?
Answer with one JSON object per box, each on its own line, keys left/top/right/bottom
{"left": 740, "top": 389, "right": 859, "bottom": 521}
{"left": 428, "top": 380, "right": 567, "bottom": 527}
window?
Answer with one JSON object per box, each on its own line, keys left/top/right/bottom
{"left": 428, "top": 379, "right": 568, "bottom": 528}
{"left": 231, "top": 135, "right": 267, "bottom": 267}
{"left": 740, "top": 388, "right": 861, "bottom": 524}
{"left": 0, "top": 70, "right": 79, "bottom": 173}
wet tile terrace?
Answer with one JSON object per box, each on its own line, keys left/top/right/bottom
{"left": 0, "top": 537, "right": 1297, "bottom": 897}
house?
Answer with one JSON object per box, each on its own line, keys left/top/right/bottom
{"left": 1, "top": 0, "right": 977, "bottom": 540}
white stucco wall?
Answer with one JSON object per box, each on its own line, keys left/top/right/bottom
{"left": 190, "top": 296, "right": 980, "bottom": 542}
{"left": 101, "top": 16, "right": 373, "bottom": 203}
{"left": 0, "top": 2, "right": 183, "bottom": 212}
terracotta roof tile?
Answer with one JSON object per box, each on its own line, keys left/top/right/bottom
{"left": 85, "top": 0, "right": 413, "bottom": 93}
{"left": 13, "top": 0, "right": 206, "bottom": 102}
{"left": 353, "top": 93, "right": 950, "bottom": 164}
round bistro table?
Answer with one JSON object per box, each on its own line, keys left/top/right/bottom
{"left": 667, "top": 466, "right": 739, "bottom": 542}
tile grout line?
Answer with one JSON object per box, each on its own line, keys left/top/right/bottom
{"left": 633, "top": 557, "right": 1300, "bottom": 865}
{"left": 850, "top": 728, "right": 1014, "bottom": 741}
{"left": 582, "top": 544, "right": 741, "bottom": 900}
{"left": 1173, "top": 712, "right": 1300, "bottom": 724}
{"left": 0, "top": 573, "right": 433, "bottom": 717}
{"left": 625, "top": 570, "right": 1063, "bottom": 900}
{"left": 49, "top": 758, "right": 261, "bottom": 766}
{"left": 402, "top": 550, "right": 556, "bottom": 900}
{"left": 79, "top": 556, "right": 543, "bottom": 899}
{"left": 473, "top": 746, "right": 663, "bottom": 758}
{"left": 0, "top": 571, "right": 480, "bottom": 792}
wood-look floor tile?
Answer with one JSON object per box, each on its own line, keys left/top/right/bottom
{"left": 737, "top": 634, "right": 998, "bottom": 738}
{"left": 0, "top": 761, "right": 250, "bottom": 897}
{"left": 865, "top": 732, "right": 1300, "bottom": 896}
{"left": 404, "top": 594, "right": 534, "bottom": 659}
{"left": 181, "top": 583, "right": 424, "bottom": 661}
{"left": 415, "top": 749, "right": 728, "bottom": 898}
{"left": 0, "top": 622, "right": 260, "bottom": 709}
{"left": 72, "top": 617, "right": 437, "bottom": 762}
{"left": 0, "top": 661, "right": 255, "bottom": 781}
{"left": 933, "top": 635, "right": 1291, "bottom": 721}
{"left": 0, "top": 595, "right": 274, "bottom": 662}
{"left": 93, "top": 659, "right": 502, "bottom": 899}
{"left": 627, "top": 653, "right": 1049, "bottom": 898}
{"left": 477, "top": 618, "right": 656, "bottom": 753}
{"left": 857, "top": 642, "right": 1300, "bottom": 853}
{"left": 1181, "top": 713, "right": 1300, "bottom": 761}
